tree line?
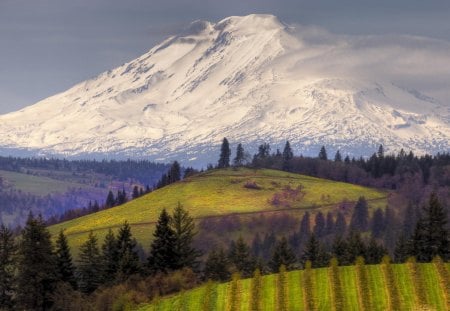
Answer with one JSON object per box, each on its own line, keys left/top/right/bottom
{"left": 0, "top": 204, "right": 201, "bottom": 310}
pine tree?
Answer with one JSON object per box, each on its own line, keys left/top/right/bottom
{"left": 105, "top": 190, "right": 116, "bottom": 208}
{"left": 346, "top": 231, "right": 367, "bottom": 264}
{"left": 301, "top": 234, "right": 330, "bottom": 268}
{"left": 101, "top": 229, "right": 119, "bottom": 284}
{"left": 55, "top": 230, "right": 77, "bottom": 289}
{"left": 325, "top": 212, "right": 335, "bottom": 235}
{"left": 16, "top": 214, "right": 57, "bottom": 310}
{"left": 228, "top": 236, "right": 256, "bottom": 277}
{"left": 394, "top": 235, "right": 412, "bottom": 263}
{"left": 350, "top": 197, "right": 369, "bottom": 232}
{"left": 0, "top": 225, "right": 16, "bottom": 309}
{"left": 313, "top": 212, "right": 326, "bottom": 238}
{"left": 204, "top": 248, "right": 231, "bottom": 282}
{"left": 299, "top": 212, "right": 311, "bottom": 243}
{"left": 218, "top": 138, "right": 231, "bottom": 168}
{"left": 412, "top": 193, "right": 449, "bottom": 262}
{"left": 78, "top": 231, "right": 103, "bottom": 293}
{"left": 132, "top": 185, "right": 140, "bottom": 199}
{"left": 116, "top": 221, "right": 140, "bottom": 281}
{"left": 148, "top": 209, "right": 177, "bottom": 274}
{"left": 334, "top": 212, "right": 347, "bottom": 237}
{"left": 233, "top": 143, "right": 245, "bottom": 167}
{"left": 168, "top": 161, "right": 181, "bottom": 184}
{"left": 318, "top": 146, "right": 328, "bottom": 160}
{"left": 282, "top": 141, "right": 293, "bottom": 170}
{"left": 365, "top": 237, "right": 387, "bottom": 264}
{"left": 370, "top": 208, "right": 385, "bottom": 239}
{"left": 269, "top": 236, "right": 297, "bottom": 272}
{"left": 334, "top": 150, "right": 342, "bottom": 162}
{"left": 332, "top": 236, "right": 350, "bottom": 266}
{"left": 171, "top": 204, "right": 201, "bottom": 270}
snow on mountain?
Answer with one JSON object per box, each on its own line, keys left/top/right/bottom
{"left": 0, "top": 14, "right": 449, "bottom": 165}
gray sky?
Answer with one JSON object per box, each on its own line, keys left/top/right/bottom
{"left": 1, "top": 0, "right": 449, "bottom": 114}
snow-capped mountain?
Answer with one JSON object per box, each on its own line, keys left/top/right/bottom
{"left": 1, "top": 14, "right": 449, "bottom": 165}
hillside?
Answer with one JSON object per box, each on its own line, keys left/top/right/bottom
{"left": 1, "top": 14, "right": 449, "bottom": 164}
{"left": 138, "top": 261, "right": 450, "bottom": 311}
{"left": 49, "top": 168, "right": 386, "bottom": 252}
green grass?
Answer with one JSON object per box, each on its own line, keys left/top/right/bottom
{"left": 0, "top": 169, "right": 91, "bottom": 196}
{"left": 49, "top": 168, "right": 386, "bottom": 251}
{"left": 137, "top": 263, "right": 449, "bottom": 311}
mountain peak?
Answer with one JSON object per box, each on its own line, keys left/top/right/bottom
{"left": 0, "top": 15, "right": 449, "bottom": 165}
{"left": 215, "top": 14, "right": 286, "bottom": 33}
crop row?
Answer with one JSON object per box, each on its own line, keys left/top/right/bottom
{"left": 141, "top": 261, "right": 450, "bottom": 311}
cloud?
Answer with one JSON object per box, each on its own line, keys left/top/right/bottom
{"left": 282, "top": 24, "right": 450, "bottom": 105}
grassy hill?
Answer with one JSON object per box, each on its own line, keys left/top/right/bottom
{"left": 49, "top": 168, "right": 386, "bottom": 252}
{"left": 138, "top": 260, "right": 450, "bottom": 311}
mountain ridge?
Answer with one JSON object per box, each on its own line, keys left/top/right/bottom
{"left": 0, "top": 14, "right": 449, "bottom": 165}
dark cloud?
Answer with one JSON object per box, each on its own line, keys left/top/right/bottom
{"left": 0, "top": 0, "right": 449, "bottom": 113}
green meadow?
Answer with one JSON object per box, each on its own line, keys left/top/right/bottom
{"left": 48, "top": 168, "right": 386, "bottom": 252}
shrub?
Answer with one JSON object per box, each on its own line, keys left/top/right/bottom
{"left": 432, "top": 256, "right": 450, "bottom": 310}
{"left": 381, "top": 256, "right": 402, "bottom": 311}
{"left": 328, "top": 258, "right": 344, "bottom": 311}
{"left": 227, "top": 273, "right": 241, "bottom": 311}
{"left": 407, "top": 257, "right": 428, "bottom": 310}
{"left": 276, "top": 265, "right": 288, "bottom": 311}
{"left": 355, "top": 256, "right": 371, "bottom": 311}
{"left": 244, "top": 181, "right": 262, "bottom": 190}
{"left": 303, "top": 261, "right": 315, "bottom": 311}
{"left": 249, "top": 269, "right": 262, "bottom": 311}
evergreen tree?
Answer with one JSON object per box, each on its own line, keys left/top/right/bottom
{"left": 233, "top": 143, "right": 245, "bottom": 167}
{"left": 299, "top": 212, "right": 311, "bottom": 243}
{"left": 55, "top": 230, "right": 77, "bottom": 289}
{"left": 171, "top": 204, "right": 201, "bottom": 270}
{"left": 78, "top": 232, "right": 103, "bottom": 293}
{"left": 116, "top": 221, "right": 140, "bottom": 281}
{"left": 377, "top": 144, "right": 384, "bottom": 158}
{"left": 365, "top": 237, "right": 387, "bottom": 264}
{"left": 350, "top": 197, "right": 369, "bottom": 232}
{"left": 301, "top": 234, "right": 330, "bottom": 268}
{"left": 228, "top": 236, "right": 256, "bottom": 277}
{"left": 251, "top": 233, "right": 262, "bottom": 258}
{"left": 402, "top": 204, "right": 418, "bottom": 237}
{"left": 412, "top": 193, "right": 449, "bottom": 261}
{"left": 393, "top": 235, "right": 412, "bottom": 263}
{"left": 334, "top": 150, "right": 342, "bottom": 162}
{"left": 313, "top": 212, "right": 326, "bottom": 238}
{"left": 332, "top": 236, "right": 350, "bottom": 266}
{"left": 101, "top": 229, "right": 119, "bottom": 284}
{"left": 261, "top": 232, "right": 277, "bottom": 261}
{"left": 168, "top": 161, "right": 181, "bottom": 184}
{"left": 334, "top": 212, "right": 347, "bottom": 237}
{"left": 383, "top": 205, "right": 399, "bottom": 253}
{"left": 269, "top": 237, "right": 297, "bottom": 272}
{"left": 325, "top": 212, "right": 335, "bottom": 235}
{"left": 16, "top": 214, "right": 57, "bottom": 310}
{"left": 0, "top": 225, "right": 16, "bottom": 309}
{"left": 132, "top": 185, "right": 140, "bottom": 199}
{"left": 116, "top": 188, "right": 127, "bottom": 205}
{"left": 318, "top": 146, "right": 328, "bottom": 161}
{"left": 105, "top": 190, "right": 116, "bottom": 208}
{"left": 203, "top": 248, "right": 231, "bottom": 282}
{"left": 346, "top": 231, "right": 366, "bottom": 264}
{"left": 218, "top": 138, "right": 231, "bottom": 168}
{"left": 282, "top": 141, "right": 293, "bottom": 170}
{"left": 370, "top": 208, "right": 385, "bottom": 239}
{"left": 148, "top": 209, "right": 177, "bottom": 273}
